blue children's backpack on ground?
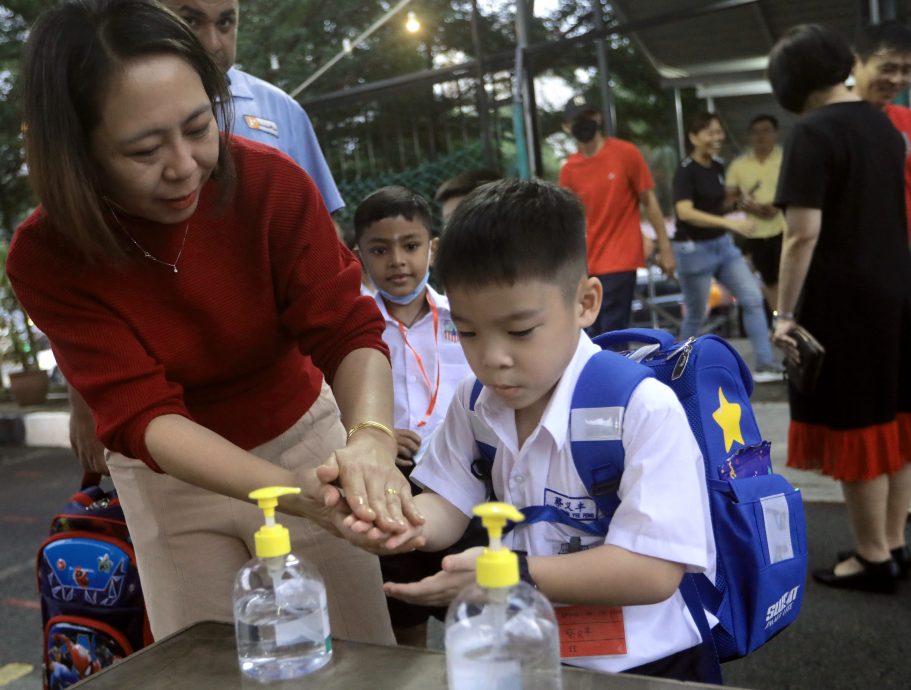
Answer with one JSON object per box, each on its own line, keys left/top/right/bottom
{"left": 37, "top": 474, "right": 150, "bottom": 689}
{"left": 468, "top": 327, "right": 807, "bottom": 680}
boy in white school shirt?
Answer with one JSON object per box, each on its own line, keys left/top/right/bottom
{"left": 341, "top": 179, "right": 716, "bottom": 681}
{"left": 353, "top": 186, "right": 475, "bottom": 647}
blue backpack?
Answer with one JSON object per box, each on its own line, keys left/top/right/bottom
{"left": 468, "top": 328, "right": 807, "bottom": 680}
{"left": 37, "top": 475, "right": 150, "bottom": 689}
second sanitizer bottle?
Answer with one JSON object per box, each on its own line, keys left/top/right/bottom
{"left": 445, "top": 502, "right": 562, "bottom": 690}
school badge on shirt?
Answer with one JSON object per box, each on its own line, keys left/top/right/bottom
{"left": 242, "top": 114, "right": 279, "bottom": 138}
{"left": 443, "top": 320, "right": 460, "bottom": 343}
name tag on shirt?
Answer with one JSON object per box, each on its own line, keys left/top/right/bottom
{"left": 556, "top": 605, "right": 627, "bottom": 658}
{"left": 544, "top": 489, "right": 597, "bottom": 522}
{"left": 243, "top": 114, "right": 279, "bottom": 138}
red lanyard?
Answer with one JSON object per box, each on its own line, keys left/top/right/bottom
{"left": 394, "top": 295, "right": 441, "bottom": 428}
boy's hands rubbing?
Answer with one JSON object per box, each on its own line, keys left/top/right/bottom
{"left": 334, "top": 512, "right": 426, "bottom": 555}
{"left": 384, "top": 546, "right": 484, "bottom": 607}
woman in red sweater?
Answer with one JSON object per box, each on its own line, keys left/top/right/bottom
{"left": 11, "top": 0, "right": 422, "bottom": 642}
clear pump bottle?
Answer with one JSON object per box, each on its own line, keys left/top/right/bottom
{"left": 445, "top": 502, "right": 562, "bottom": 690}
{"left": 233, "top": 487, "right": 332, "bottom": 683}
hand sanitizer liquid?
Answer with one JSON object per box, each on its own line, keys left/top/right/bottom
{"left": 234, "top": 487, "right": 332, "bottom": 683}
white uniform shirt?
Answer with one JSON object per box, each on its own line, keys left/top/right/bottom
{"left": 376, "top": 286, "right": 473, "bottom": 451}
{"left": 412, "top": 333, "right": 715, "bottom": 673}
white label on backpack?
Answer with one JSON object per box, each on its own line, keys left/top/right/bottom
{"left": 760, "top": 493, "right": 794, "bottom": 564}
{"left": 570, "top": 407, "right": 624, "bottom": 441}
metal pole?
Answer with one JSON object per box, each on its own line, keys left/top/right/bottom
{"left": 515, "top": 0, "right": 540, "bottom": 177}
{"left": 868, "top": 0, "right": 881, "bottom": 24}
{"left": 705, "top": 95, "right": 716, "bottom": 112}
{"left": 512, "top": 46, "right": 531, "bottom": 180}
{"left": 471, "top": 0, "right": 494, "bottom": 164}
{"left": 674, "top": 87, "right": 686, "bottom": 160}
{"left": 592, "top": 0, "right": 616, "bottom": 137}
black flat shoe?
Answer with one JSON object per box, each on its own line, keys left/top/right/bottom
{"left": 836, "top": 546, "right": 911, "bottom": 579}
{"left": 813, "top": 554, "right": 898, "bottom": 594}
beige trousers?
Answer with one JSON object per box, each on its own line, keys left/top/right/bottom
{"left": 107, "top": 384, "right": 394, "bottom": 645}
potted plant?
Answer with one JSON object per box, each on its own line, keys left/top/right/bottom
{"left": 0, "top": 240, "right": 49, "bottom": 406}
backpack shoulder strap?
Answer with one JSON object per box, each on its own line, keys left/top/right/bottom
{"left": 468, "top": 379, "right": 498, "bottom": 499}
{"left": 568, "top": 350, "right": 654, "bottom": 533}
{"left": 467, "top": 352, "right": 653, "bottom": 535}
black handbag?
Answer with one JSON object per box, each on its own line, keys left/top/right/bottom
{"left": 785, "top": 325, "right": 825, "bottom": 395}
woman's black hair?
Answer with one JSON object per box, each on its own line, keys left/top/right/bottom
{"left": 768, "top": 24, "right": 855, "bottom": 114}
{"left": 22, "top": 0, "right": 234, "bottom": 261}
{"left": 434, "top": 179, "right": 588, "bottom": 301}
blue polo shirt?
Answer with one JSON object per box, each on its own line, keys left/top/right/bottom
{"left": 227, "top": 67, "right": 344, "bottom": 213}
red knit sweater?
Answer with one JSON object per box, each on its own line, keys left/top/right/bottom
{"left": 8, "top": 138, "right": 387, "bottom": 471}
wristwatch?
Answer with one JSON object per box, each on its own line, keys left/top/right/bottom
{"left": 517, "top": 552, "right": 538, "bottom": 589}
{"left": 772, "top": 310, "right": 795, "bottom": 324}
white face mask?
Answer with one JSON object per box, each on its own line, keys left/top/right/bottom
{"left": 376, "top": 245, "right": 432, "bottom": 305}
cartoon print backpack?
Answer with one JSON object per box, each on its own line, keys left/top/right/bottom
{"left": 37, "top": 473, "right": 150, "bottom": 689}
{"left": 468, "top": 327, "right": 807, "bottom": 679}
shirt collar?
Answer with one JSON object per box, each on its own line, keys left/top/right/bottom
{"left": 226, "top": 67, "right": 255, "bottom": 101}
{"left": 373, "top": 286, "right": 450, "bottom": 326}
{"left": 475, "top": 331, "right": 599, "bottom": 451}
{"left": 747, "top": 145, "right": 782, "bottom": 163}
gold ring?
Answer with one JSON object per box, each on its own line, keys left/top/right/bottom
{"left": 385, "top": 487, "right": 399, "bottom": 496}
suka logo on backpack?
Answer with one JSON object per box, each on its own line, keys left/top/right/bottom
{"left": 765, "top": 586, "right": 801, "bottom": 627}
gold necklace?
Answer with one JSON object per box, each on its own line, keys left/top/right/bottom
{"left": 110, "top": 208, "right": 190, "bottom": 274}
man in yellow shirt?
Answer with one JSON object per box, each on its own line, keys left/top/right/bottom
{"left": 725, "top": 115, "right": 786, "bottom": 312}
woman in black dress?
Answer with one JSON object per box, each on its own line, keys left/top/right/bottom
{"left": 770, "top": 24, "right": 911, "bottom": 593}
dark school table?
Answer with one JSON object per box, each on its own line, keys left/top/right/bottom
{"left": 71, "top": 620, "right": 740, "bottom": 689}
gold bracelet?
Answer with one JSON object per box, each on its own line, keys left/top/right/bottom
{"left": 346, "top": 420, "right": 395, "bottom": 443}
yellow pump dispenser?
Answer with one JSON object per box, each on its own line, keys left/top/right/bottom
{"left": 249, "top": 487, "right": 300, "bottom": 559}
{"left": 473, "top": 502, "right": 525, "bottom": 589}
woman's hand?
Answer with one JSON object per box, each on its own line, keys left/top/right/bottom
{"left": 772, "top": 317, "right": 799, "bottom": 364}
{"left": 70, "top": 405, "right": 108, "bottom": 475}
{"left": 316, "top": 428, "right": 424, "bottom": 534}
{"left": 383, "top": 546, "right": 484, "bottom": 607}
{"left": 283, "top": 466, "right": 350, "bottom": 536}
{"left": 69, "top": 387, "right": 108, "bottom": 475}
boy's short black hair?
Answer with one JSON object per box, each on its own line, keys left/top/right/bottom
{"left": 749, "top": 114, "right": 779, "bottom": 130}
{"left": 435, "top": 179, "right": 588, "bottom": 300}
{"left": 353, "top": 186, "right": 433, "bottom": 243}
{"left": 768, "top": 24, "right": 854, "bottom": 114}
{"left": 434, "top": 169, "right": 502, "bottom": 204}
{"left": 855, "top": 20, "right": 911, "bottom": 61}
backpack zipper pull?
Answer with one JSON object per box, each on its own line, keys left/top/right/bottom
{"left": 671, "top": 338, "right": 695, "bottom": 380}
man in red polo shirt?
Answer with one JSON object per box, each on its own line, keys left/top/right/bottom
{"left": 559, "top": 96, "right": 675, "bottom": 334}
{"left": 853, "top": 21, "right": 911, "bottom": 242}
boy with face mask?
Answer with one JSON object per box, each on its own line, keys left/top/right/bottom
{"left": 353, "top": 186, "right": 476, "bottom": 647}
{"left": 559, "top": 96, "right": 675, "bottom": 335}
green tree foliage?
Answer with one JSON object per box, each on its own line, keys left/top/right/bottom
{"left": 236, "top": 1, "right": 684, "bottom": 175}
{"left": 0, "top": 1, "right": 51, "bottom": 238}
{"left": 0, "top": 0, "right": 688, "bottom": 224}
